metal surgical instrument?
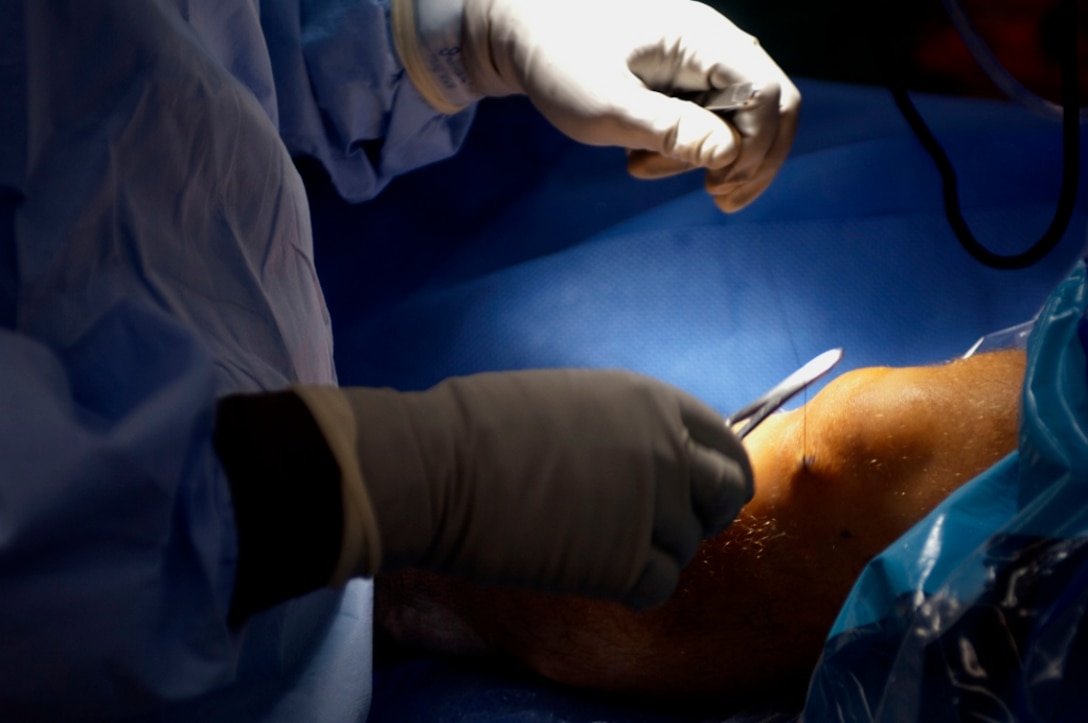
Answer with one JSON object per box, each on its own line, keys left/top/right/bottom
{"left": 725, "top": 348, "right": 844, "bottom": 439}
{"left": 702, "top": 82, "right": 758, "bottom": 112}
{"left": 677, "top": 82, "right": 759, "bottom": 112}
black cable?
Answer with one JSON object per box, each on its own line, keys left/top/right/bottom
{"left": 891, "top": 0, "right": 1081, "bottom": 270}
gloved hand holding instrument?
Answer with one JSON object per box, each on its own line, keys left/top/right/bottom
{"left": 216, "top": 370, "right": 754, "bottom": 622}
{"left": 217, "top": 350, "right": 842, "bottom": 623}
{"left": 390, "top": 0, "right": 802, "bottom": 211}
{"left": 295, "top": 370, "right": 754, "bottom": 610}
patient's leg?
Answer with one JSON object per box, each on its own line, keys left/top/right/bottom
{"left": 375, "top": 350, "right": 1027, "bottom": 698}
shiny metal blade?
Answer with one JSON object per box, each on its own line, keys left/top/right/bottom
{"left": 726, "top": 348, "right": 844, "bottom": 438}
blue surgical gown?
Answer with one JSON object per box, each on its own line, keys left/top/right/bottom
{"left": 0, "top": 1, "right": 473, "bottom": 720}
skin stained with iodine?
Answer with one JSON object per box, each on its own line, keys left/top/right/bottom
{"left": 374, "top": 350, "right": 1027, "bottom": 700}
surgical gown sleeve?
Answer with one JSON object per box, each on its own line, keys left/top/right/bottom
{"left": 0, "top": 1, "right": 367, "bottom": 719}
{"left": 0, "top": 311, "right": 239, "bottom": 720}
{"left": 253, "top": 0, "right": 477, "bottom": 202}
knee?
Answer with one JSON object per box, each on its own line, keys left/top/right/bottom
{"left": 743, "top": 350, "right": 1025, "bottom": 562}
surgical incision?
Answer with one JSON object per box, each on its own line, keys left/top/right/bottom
{"left": 374, "top": 349, "right": 1027, "bottom": 699}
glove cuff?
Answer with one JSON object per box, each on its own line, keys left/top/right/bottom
{"left": 214, "top": 391, "right": 349, "bottom": 626}
{"left": 292, "top": 385, "right": 383, "bottom": 585}
{"left": 390, "top": 0, "right": 480, "bottom": 114}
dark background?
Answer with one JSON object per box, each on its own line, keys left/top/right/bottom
{"left": 705, "top": 0, "right": 1085, "bottom": 104}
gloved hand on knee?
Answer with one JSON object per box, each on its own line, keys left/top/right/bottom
{"left": 296, "top": 369, "right": 753, "bottom": 609}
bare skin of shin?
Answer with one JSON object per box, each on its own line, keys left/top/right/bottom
{"left": 374, "top": 350, "right": 1027, "bottom": 699}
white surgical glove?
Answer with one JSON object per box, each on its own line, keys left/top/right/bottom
{"left": 390, "top": 0, "right": 800, "bottom": 211}
{"left": 295, "top": 369, "right": 753, "bottom": 609}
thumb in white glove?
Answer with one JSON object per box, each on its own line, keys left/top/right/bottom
{"left": 390, "top": 0, "right": 800, "bottom": 212}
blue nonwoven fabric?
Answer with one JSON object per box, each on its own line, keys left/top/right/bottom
{"left": 308, "top": 80, "right": 1088, "bottom": 721}
{"left": 317, "top": 82, "right": 1086, "bottom": 413}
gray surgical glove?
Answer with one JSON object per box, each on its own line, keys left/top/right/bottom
{"left": 294, "top": 369, "right": 752, "bottom": 609}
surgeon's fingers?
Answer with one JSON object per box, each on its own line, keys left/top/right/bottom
{"left": 678, "top": 393, "right": 754, "bottom": 535}
{"left": 727, "top": 82, "right": 785, "bottom": 177}
{"left": 627, "top": 149, "right": 697, "bottom": 180}
{"left": 624, "top": 548, "right": 683, "bottom": 611}
{"left": 628, "top": 84, "right": 800, "bottom": 212}
{"left": 678, "top": 391, "right": 746, "bottom": 463}
{"left": 688, "top": 438, "right": 752, "bottom": 536}
{"left": 707, "top": 80, "right": 801, "bottom": 212}
{"left": 652, "top": 484, "right": 704, "bottom": 569}
{"left": 626, "top": 116, "right": 742, "bottom": 179}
